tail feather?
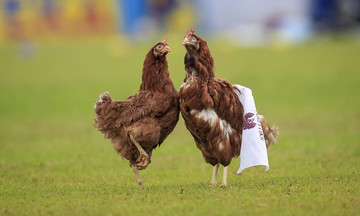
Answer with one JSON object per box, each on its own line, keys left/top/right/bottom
{"left": 94, "top": 92, "right": 112, "bottom": 131}
{"left": 259, "top": 115, "right": 279, "bottom": 148}
{"left": 94, "top": 92, "right": 111, "bottom": 114}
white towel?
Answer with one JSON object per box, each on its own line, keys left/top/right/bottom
{"left": 233, "top": 84, "right": 269, "bottom": 174}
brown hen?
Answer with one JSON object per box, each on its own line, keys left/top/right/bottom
{"left": 94, "top": 39, "right": 179, "bottom": 188}
{"left": 179, "top": 30, "right": 278, "bottom": 186}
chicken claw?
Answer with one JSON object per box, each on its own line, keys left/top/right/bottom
{"left": 127, "top": 132, "right": 150, "bottom": 170}
{"left": 135, "top": 155, "right": 150, "bottom": 170}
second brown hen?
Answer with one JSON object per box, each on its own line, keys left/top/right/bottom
{"left": 179, "top": 30, "right": 278, "bottom": 186}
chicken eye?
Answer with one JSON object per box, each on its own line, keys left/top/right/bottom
{"left": 157, "top": 45, "right": 163, "bottom": 49}
{"left": 190, "top": 37, "right": 196, "bottom": 43}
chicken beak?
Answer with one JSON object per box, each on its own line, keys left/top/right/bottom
{"left": 182, "top": 37, "right": 190, "bottom": 46}
{"left": 163, "top": 45, "right": 171, "bottom": 53}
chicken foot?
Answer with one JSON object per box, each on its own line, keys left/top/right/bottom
{"left": 128, "top": 133, "right": 150, "bottom": 170}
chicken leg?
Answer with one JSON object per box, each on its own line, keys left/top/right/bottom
{"left": 132, "top": 165, "right": 145, "bottom": 188}
{"left": 128, "top": 133, "right": 150, "bottom": 170}
{"left": 221, "top": 166, "right": 228, "bottom": 186}
{"left": 210, "top": 164, "right": 219, "bottom": 186}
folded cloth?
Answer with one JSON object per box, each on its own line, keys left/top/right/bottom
{"left": 234, "top": 84, "right": 269, "bottom": 174}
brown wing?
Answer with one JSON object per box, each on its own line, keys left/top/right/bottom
{"left": 104, "top": 91, "right": 172, "bottom": 128}
{"left": 179, "top": 77, "right": 243, "bottom": 136}
{"left": 207, "top": 78, "right": 244, "bottom": 132}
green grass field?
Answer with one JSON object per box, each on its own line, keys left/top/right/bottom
{"left": 0, "top": 37, "right": 359, "bottom": 215}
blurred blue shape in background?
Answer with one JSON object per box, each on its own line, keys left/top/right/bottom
{"left": 119, "top": 0, "right": 177, "bottom": 39}
{"left": 5, "top": 0, "right": 20, "bottom": 16}
{"left": 120, "top": 0, "right": 146, "bottom": 35}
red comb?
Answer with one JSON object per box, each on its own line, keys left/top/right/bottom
{"left": 185, "top": 29, "right": 195, "bottom": 38}
{"left": 162, "top": 38, "right": 168, "bottom": 45}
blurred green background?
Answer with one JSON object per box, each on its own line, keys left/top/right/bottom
{"left": 1, "top": 37, "right": 359, "bottom": 215}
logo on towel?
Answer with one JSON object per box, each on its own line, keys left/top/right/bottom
{"left": 243, "top": 112, "right": 265, "bottom": 141}
{"left": 243, "top": 113, "right": 257, "bottom": 130}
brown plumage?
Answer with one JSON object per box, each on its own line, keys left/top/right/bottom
{"left": 179, "top": 29, "right": 278, "bottom": 186}
{"left": 94, "top": 39, "right": 179, "bottom": 187}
